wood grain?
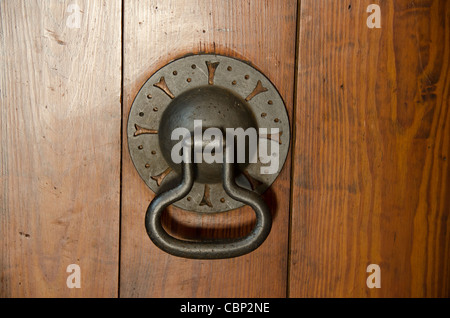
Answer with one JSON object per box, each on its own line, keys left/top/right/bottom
{"left": 0, "top": 0, "right": 122, "bottom": 297}
{"left": 289, "top": 0, "right": 450, "bottom": 297}
{"left": 120, "top": 0, "right": 297, "bottom": 297}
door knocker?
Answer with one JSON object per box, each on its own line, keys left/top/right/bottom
{"left": 127, "top": 54, "right": 290, "bottom": 259}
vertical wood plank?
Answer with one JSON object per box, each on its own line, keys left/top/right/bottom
{"left": 290, "top": 0, "right": 450, "bottom": 297}
{"left": 0, "top": 0, "right": 122, "bottom": 297}
{"left": 121, "top": 0, "right": 297, "bottom": 297}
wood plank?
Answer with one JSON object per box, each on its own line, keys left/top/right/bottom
{"left": 121, "top": 0, "right": 297, "bottom": 297}
{"left": 0, "top": 0, "right": 122, "bottom": 297}
{"left": 290, "top": 0, "right": 450, "bottom": 297}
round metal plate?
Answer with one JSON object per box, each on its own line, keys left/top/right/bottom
{"left": 128, "top": 54, "right": 290, "bottom": 213}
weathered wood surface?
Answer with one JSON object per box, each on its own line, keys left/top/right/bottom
{"left": 0, "top": 0, "right": 122, "bottom": 297}
{"left": 289, "top": 0, "right": 450, "bottom": 297}
{"left": 120, "top": 0, "right": 297, "bottom": 297}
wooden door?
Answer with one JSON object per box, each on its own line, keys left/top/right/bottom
{"left": 1, "top": 0, "right": 449, "bottom": 298}
{"left": 120, "top": 0, "right": 297, "bottom": 298}
{"left": 0, "top": 0, "right": 122, "bottom": 297}
{"left": 289, "top": 0, "right": 450, "bottom": 297}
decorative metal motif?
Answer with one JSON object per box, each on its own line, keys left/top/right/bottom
{"left": 127, "top": 54, "right": 290, "bottom": 214}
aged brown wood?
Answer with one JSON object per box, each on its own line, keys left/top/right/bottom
{"left": 121, "top": 0, "right": 297, "bottom": 297}
{"left": 289, "top": 0, "right": 450, "bottom": 297}
{"left": 0, "top": 0, "right": 122, "bottom": 297}
{"left": 4, "top": 0, "right": 447, "bottom": 299}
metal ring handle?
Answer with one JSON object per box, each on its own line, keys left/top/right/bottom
{"left": 145, "top": 145, "right": 272, "bottom": 259}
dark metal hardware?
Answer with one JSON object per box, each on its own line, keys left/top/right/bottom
{"left": 128, "top": 54, "right": 289, "bottom": 259}
{"left": 145, "top": 143, "right": 271, "bottom": 259}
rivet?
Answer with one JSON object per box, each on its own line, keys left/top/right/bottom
{"left": 173, "top": 70, "right": 178, "bottom": 76}
{"left": 245, "top": 75, "right": 250, "bottom": 80}
{"left": 191, "top": 64, "right": 196, "bottom": 69}
{"left": 138, "top": 145, "right": 143, "bottom": 150}
{"left": 151, "top": 150, "right": 156, "bottom": 155}
{"left": 145, "top": 163, "right": 150, "bottom": 168}
{"left": 232, "top": 80, "right": 237, "bottom": 85}
{"left": 261, "top": 113, "right": 267, "bottom": 118}
{"left": 227, "top": 66, "right": 232, "bottom": 71}
{"left": 274, "top": 118, "right": 280, "bottom": 123}
{"left": 139, "top": 112, "right": 144, "bottom": 117}
{"left": 147, "top": 94, "right": 152, "bottom": 99}
{"left": 268, "top": 100, "right": 273, "bottom": 105}
{"left": 220, "top": 198, "right": 225, "bottom": 203}
{"left": 153, "top": 107, "right": 158, "bottom": 112}
{"left": 187, "top": 78, "right": 192, "bottom": 82}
